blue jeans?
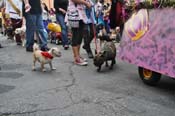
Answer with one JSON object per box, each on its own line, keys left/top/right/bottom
{"left": 25, "top": 14, "right": 48, "bottom": 49}
{"left": 43, "top": 20, "right": 50, "bottom": 33}
{"left": 56, "top": 13, "right": 69, "bottom": 46}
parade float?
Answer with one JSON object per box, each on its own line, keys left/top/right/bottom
{"left": 118, "top": 0, "right": 175, "bottom": 85}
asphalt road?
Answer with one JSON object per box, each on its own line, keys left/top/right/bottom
{"left": 0, "top": 35, "right": 175, "bottom": 116}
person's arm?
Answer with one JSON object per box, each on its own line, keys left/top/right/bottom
{"left": 23, "top": 0, "right": 31, "bottom": 12}
{"left": 72, "top": 0, "right": 92, "bottom": 8}
{"left": 23, "top": 0, "right": 29, "bottom": 4}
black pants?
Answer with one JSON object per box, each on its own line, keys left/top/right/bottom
{"left": 83, "top": 23, "right": 95, "bottom": 52}
{"left": 71, "top": 21, "right": 84, "bottom": 46}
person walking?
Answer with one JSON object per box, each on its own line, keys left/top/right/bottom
{"left": 0, "top": 0, "right": 4, "bottom": 48}
{"left": 83, "top": 0, "right": 96, "bottom": 58}
{"left": 65, "top": 0, "right": 92, "bottom": 65}
{"left": 109, "top": 0, "right": 124, "bottom": 36}
{"left": 54, "top": 0, "right": 69, "bottom": 50}
{"left": 23, "top": 0, "right": 49, "bottom": 52}
{"left": 5, "top": 0, "right": 23, "bottom": 45}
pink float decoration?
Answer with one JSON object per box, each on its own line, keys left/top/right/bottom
{"left": 118, "top": 8, "right": 175, "bottom": 78}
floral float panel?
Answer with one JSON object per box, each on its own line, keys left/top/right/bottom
{"left": 118, "top": 8, "right": 175, "bottom": 78}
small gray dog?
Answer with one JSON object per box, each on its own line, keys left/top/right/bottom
{"left": 93, "top": 41, "right": 116, "bottom": 72}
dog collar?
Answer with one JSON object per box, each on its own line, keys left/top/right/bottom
{"left": 41, "top": 52, "right": 53, "bottom": 59}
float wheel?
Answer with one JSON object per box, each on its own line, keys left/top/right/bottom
{"left": 138, "top": 67, "right": 161, "bottom": 85}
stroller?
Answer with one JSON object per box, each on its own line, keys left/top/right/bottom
{"left": 47, "top": 22, "right": 62, "bottom": 45}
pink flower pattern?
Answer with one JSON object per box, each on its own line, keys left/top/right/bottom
{"left": 118, "top": 8, "right": 175, "bottom": 78}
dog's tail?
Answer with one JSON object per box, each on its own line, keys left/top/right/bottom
{"left": 33, "top": 43, "right": 39, "bottom": 51}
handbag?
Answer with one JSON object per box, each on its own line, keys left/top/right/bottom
{"left": 67, "top": 9, "right": 80, "bottom": 28}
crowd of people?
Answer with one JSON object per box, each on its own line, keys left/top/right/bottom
{"left": 0, "top": 0, "right": 125, "bottom": 66}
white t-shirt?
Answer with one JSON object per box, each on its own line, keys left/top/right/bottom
{"left": 5, "top": 0, "right": 22, "bottom": 19}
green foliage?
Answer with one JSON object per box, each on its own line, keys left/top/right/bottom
{"left": 123, "top": 0, "right": 175, "bottom": 21}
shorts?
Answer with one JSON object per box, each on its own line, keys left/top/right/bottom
{"left": 71, "top": 21, "right": 84, "bottom": 46}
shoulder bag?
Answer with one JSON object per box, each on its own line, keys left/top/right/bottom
{"left": 67, "top": 4, "right": 80, "bottom": 28}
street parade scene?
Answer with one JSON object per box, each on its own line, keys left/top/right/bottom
{"left": 0, "top": 0, "right": 175, "bottom": 115}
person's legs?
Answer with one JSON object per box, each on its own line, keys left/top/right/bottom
{"left": 36, "top": 14, "right": 48, "bottom": 50}
{"left": 72, "top": 28, "right": 80, "bottom": 59}
{"left": 43, "top": 20, "right": 49, "bottom": 33}
{"left": 56, "top": 13, "right": 69, "bottom": 49}
{"left": 83, "top": 23, "right": 94, "bottom": 58}
{"left": 0, "top": 43, "right": 3, "bottom": 48}
{"left": 25, "top": 14, "right": 35, "bottom": 51}
{"left": 71, "top": 25, "right": 87, "bottom": 66}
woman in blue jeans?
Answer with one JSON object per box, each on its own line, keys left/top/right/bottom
{"left": 54, "top": 0, "right": 69, "bottom": 50}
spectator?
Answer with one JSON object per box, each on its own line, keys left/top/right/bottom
{"left": 41, "top": 2, "right": 50, "bottom": 33}
{"left": 103, "top": 0, "right": 111, "bottom": 33}
{"left": 83, "top": 0, "right": 96, "bottom": 58}
{"left": 95, "top": 0, "right": 105, "bottom": 35}
{"left": 109, "top": 0, "right": 124, "bottom": 36}
{"left": 23, "top": 0, "right": 49, "bottom": 52}
{"left": 0, "top": 1, "right": 4, "bottom": 48}
{"left": 65, "top": 0, "right": 92, "bottom": 65}
{"left": 54, "top": 0, "right": 69, "bottom": 50}
{"left": 5, "top": 0, "right": 23, "bottom": 45}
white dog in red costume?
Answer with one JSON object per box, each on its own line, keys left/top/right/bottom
{"left": 32, "top": 43, "right": 61, "bottom": 72}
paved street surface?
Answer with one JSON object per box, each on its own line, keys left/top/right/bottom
{"left": 0, "top": 34, "right": 175, "bottom": 116}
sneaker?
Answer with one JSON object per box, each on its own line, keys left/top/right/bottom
{"left": 87, "top": 51, "right": 94, "bottom": 58}
{"left": 82, "top": 45, "right": 94, "bottom": 58}
{"left": 80, "top": 56, "right": 87, "bottom": 62}
{"left": 74, "top": 58, "right": 88, "bottom": 66}
{"left": 64, "top": 45, "right": 69, "bottom": 50}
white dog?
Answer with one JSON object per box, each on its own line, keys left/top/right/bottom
{"left": 32, "top": 43, "right": 61, "bottom": 72}
{"left": 15, "top": 26, "right": 26, "bottom": 47}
